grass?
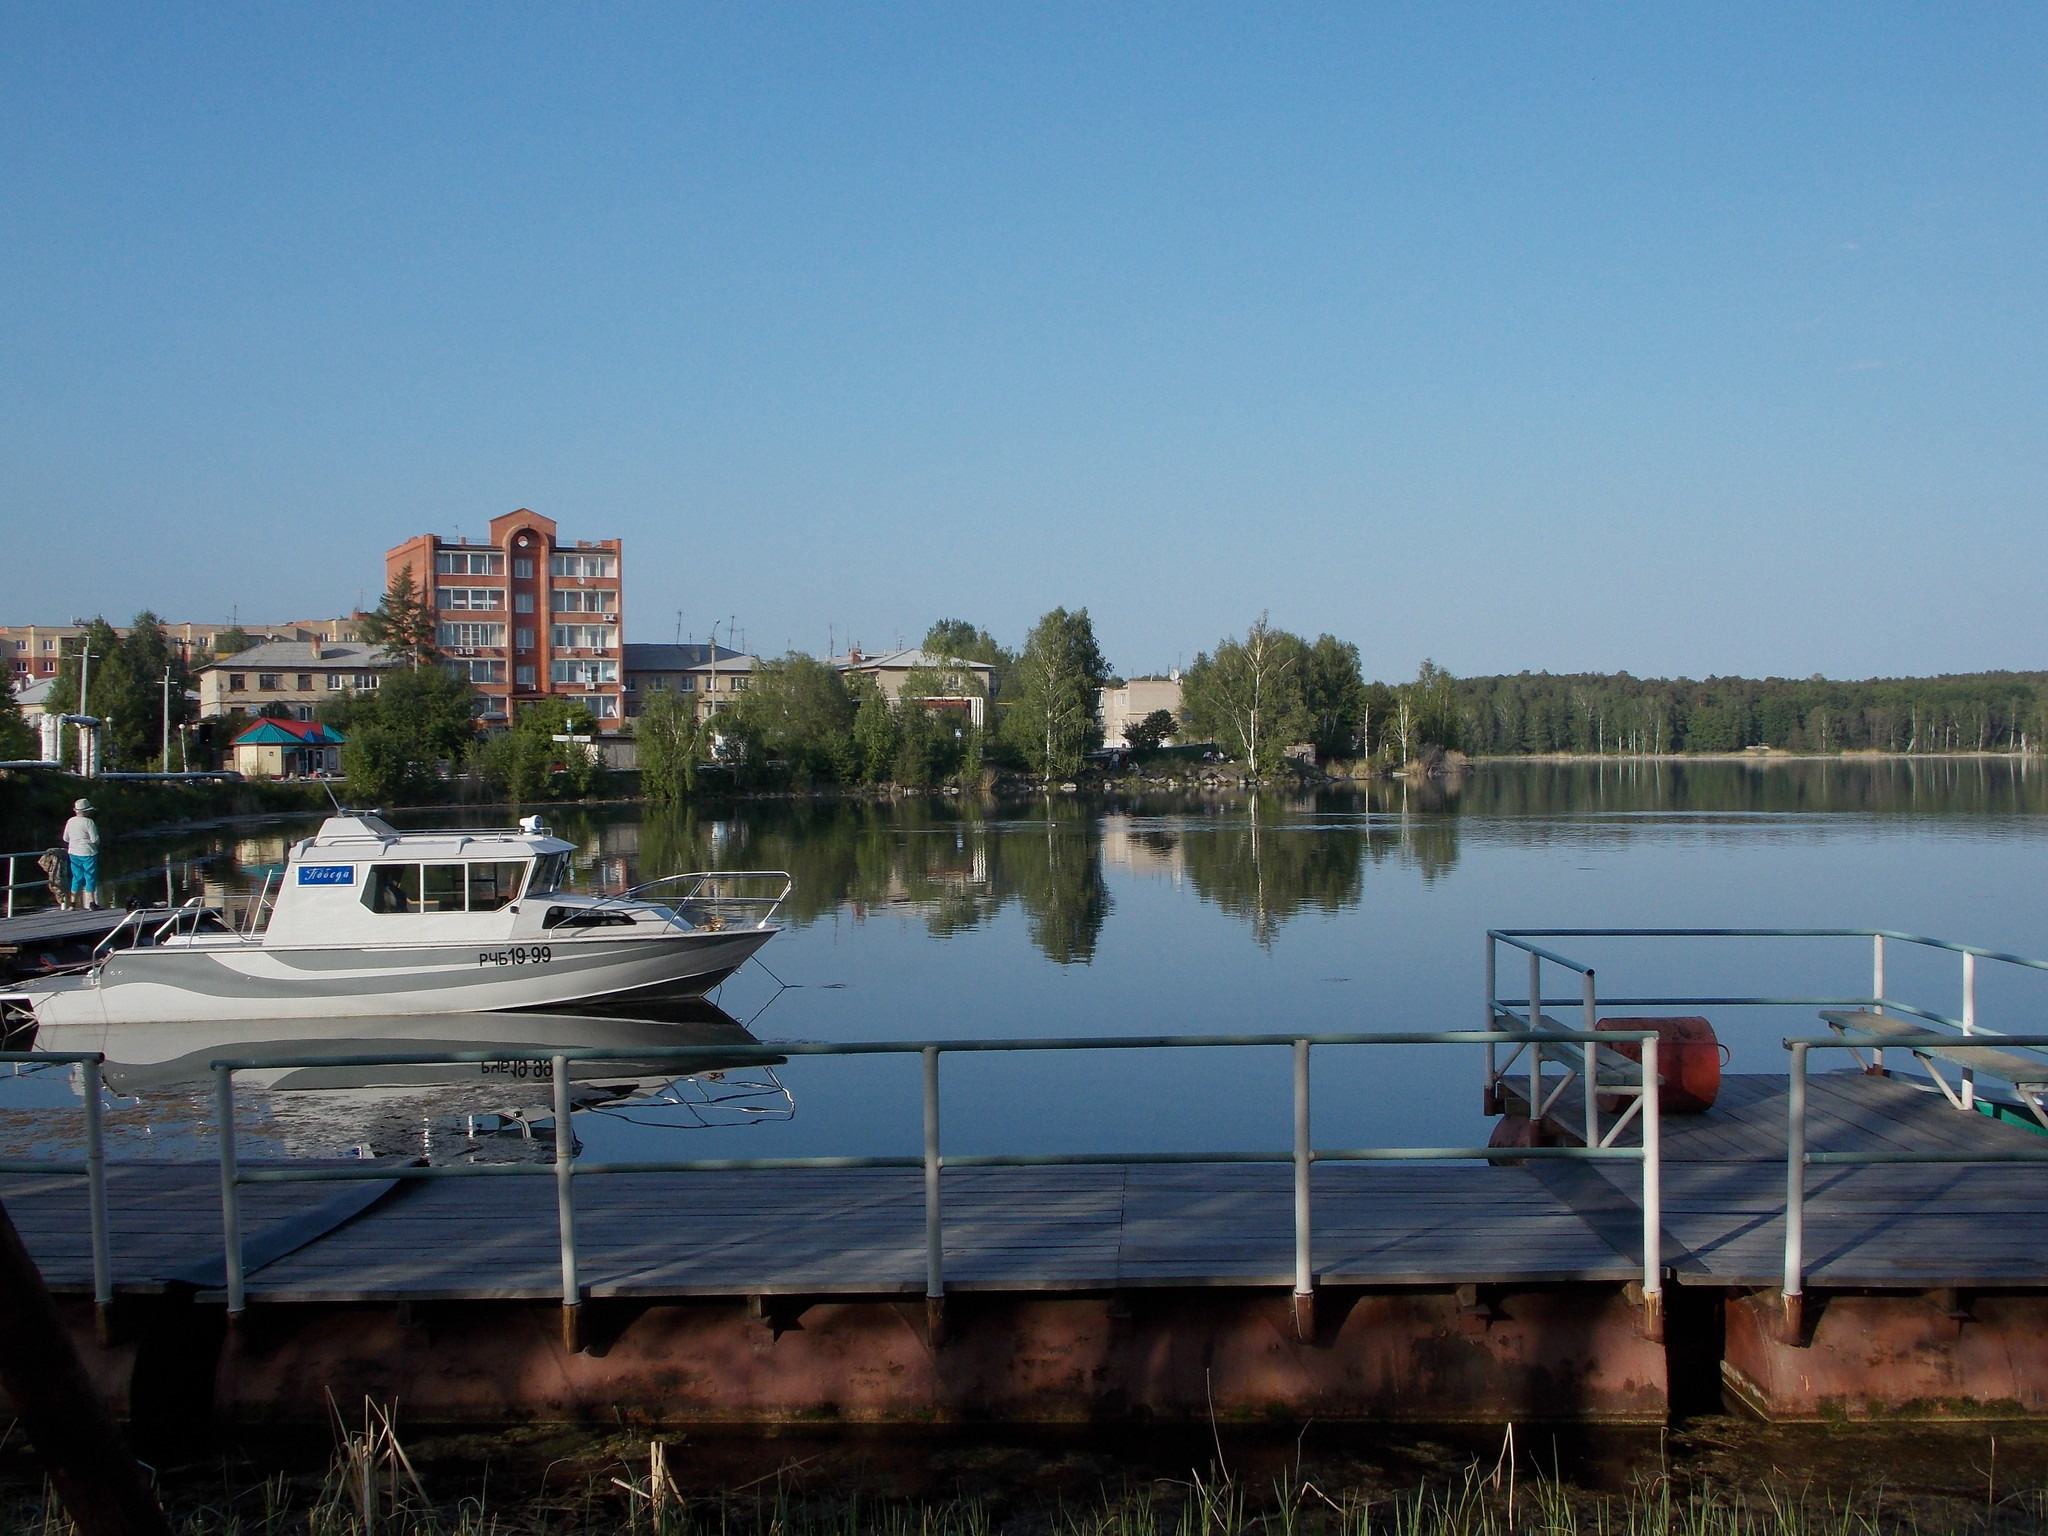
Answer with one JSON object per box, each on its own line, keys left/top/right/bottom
{"left": 4, "top": 1412, "right": 2048, "bottom": 1536}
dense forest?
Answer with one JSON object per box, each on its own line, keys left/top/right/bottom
{"left": 1437, "top": 670, "right": 2048, "bottom": 757}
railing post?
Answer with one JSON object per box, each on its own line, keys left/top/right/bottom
{"left": 215, "top": 1065, "right": 245, "bottom": 1320}
{"left": 1527, "top": 950, "right": 1543, "bottom": 1121}
{"left": 922, "top": 1046, "right": 945, "bottom": 1344}
{"left": 1872, "top": 934, "right": 1887, "bottom": 1073}
{"left": 553, "top": 1054, "right": 581, "bottom": 1352}
{"left": 4, "top": 856, "right": 14, "bottom": 918}
{"left": 1484, "top": 935, "right": 1498, "bottom": 1110}
{"left": 1962, "top": 951, "right": 1977, "bottom": 1110}
{"left": 1639, "top": 1034, "right": 1662, "bottom": 1340}
{"left": 1292, "top": 1037, "right": 1314, "bottom": 1342}
{"left": 1583, "top": 968, "right": 1600, "bottom": 1147}
{"left": 1782, "top": 1041, "right": 1808, "bottom": 1344}
{"left": 82, "top": 1058, "right": 111, "bottom": 1342}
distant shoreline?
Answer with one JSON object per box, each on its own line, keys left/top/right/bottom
{"left": 1461, "top": 749, "right": 2039, "bottom": 765}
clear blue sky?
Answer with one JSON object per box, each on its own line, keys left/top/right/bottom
{"left": 5, "top": 6, "right": 2044, "bottom": 683}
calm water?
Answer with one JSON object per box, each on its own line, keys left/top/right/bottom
{"left": 11, "top": 756, "right": 2048, "bottom": 1164}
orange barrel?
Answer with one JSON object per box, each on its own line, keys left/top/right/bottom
{"left": 1595, "top": 1016, "right": 1722, "bottom": 1114}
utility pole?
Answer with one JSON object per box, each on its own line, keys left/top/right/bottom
{"left": 161, "top": 667, "right": 172, "bottom": 773}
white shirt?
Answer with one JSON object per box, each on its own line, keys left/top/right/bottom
{"left": 62, "top": 815, "right": 99, "bottom": 858}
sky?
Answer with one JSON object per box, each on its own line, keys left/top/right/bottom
{"left": 4, "top": 5, "right": 2046, "bottom": 683}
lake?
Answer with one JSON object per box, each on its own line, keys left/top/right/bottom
{"left": 9, "top": 756, "right": 2048, "bottom": 1165}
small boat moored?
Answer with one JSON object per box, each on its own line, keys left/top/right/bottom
{"left": 1, "top": 813, "right": 789, "bottom": 1027}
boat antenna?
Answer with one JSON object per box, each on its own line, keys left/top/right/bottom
{"left": 322, "top": 780, "right": 346, "bottom": 815}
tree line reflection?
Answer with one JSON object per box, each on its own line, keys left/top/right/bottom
{"left": 545, "top": 758, "right": 2048, "bottom": 965}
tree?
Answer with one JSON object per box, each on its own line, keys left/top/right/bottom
{"left": 1404, "top": 659, "right": 1462, "bottom": 751}
{"left": 1002, "top": 607, "right": 1109, "bottom": 778}
{"left": 852, "top": 678, "right": 899, "bottom": 786}
{"left": 47, "top": 615, "right": 194, "bottom": 770}
{"left": 1125, "top": 709, "right": 1179, "bottom": 753}
{"left": 1301, "top": 635, "right": 1367, "bottom": 764}
{"left": 726, "top": 654, "right": 859, "bottom": 784}
{"left": 0, "top": 683, "right": 33, "bottom": 761}
{"left": 329, "top": 665, "right": 478, "bottom": 803}
{"left": 1180, "top": 614, "right": 1311, "bottom": 776}
{"left": 637, "top": 688, "right": 701, "bottom": 804}
{"left": 477, "top": 697, "right": 600, "bottom": 801}
{"left": 359, "top": 568, "right": 440, "bottom": 668}
{"left": 923, "top": 619, "right": 1016, "bottom": 696}
{"left": 210, "top": 626, "right": 252, "bottom": 658}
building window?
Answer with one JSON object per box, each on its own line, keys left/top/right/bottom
{"left": 437, "top": 588, "right": 504, "bottom": 611}
{"left": 514, "top": 593, "right": 534, "bottom": 613}
{"left": 512, "top": 557, "right": 534, "bottom": 579}
{"left": 452, "top": 659, "right": 505, "bottom": 683}
{"left": 42, "top": 639, "right": 56, "bottom": 652}
{"left": 295, "top": 673, "right": 313, "bottom": 690}
{"left": 258, "top": 673, "right": 281, "bottom": 690}
{"left": 576, "top": 694, "right": 620, "bottom": 719}
{"left": 551, "top": 659, "right": 619, "bottom": 686}
{"left": 435, "top": 551, "right": 504, "bottom": 576}
{"left": 550, "top": 624, "right": 614, "bottom": 650}
{"left": 435, "top": 622, "right": 506, "bottom": 649}
{"left": 550, "top": 554, "right": 616, "bottom": 579}
{"left": 514, "top": 628, "right": 534, "bottom": 651}
{"left": 227, "top": 674, "right": 246, "bottom": 692}
{"left": 10, "top": 640, "right": 22, "bottom": 652}
{"left": 729, "top": 675, "right": 749, "bottom": 690}
{"left": 515, "top": 665, "right": 536, "bottom": 688}
{"left": 550, "top": 589, "right": 618, "bottom": 613}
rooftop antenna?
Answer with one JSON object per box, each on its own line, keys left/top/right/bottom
{"left": 675, "top": 610, "right": 684, "bottom": 644}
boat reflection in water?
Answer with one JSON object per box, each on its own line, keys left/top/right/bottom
{"left": 19, "top": 1001, "right": 792, "bottom": 1163}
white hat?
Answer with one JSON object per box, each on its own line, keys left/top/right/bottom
{"left": 73, "top": 798, "right": 92, "bottom": 813}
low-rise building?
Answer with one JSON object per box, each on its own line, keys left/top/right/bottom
{"left": 1100, "top": 676, "right": 1184, "bottom": 748}
{"left": 3, "top": 616, "right": 369, "bottom": 684}
{"left": 831, "top": 648, "right": 996, "bottom": 727}
{"left": 622, "top": 643, "right": 758, "bottom": 723}
{"left": 229, "top": 718, "right": 345, "bottom": 778}
{"left": 193, "top": 641, "right": 404, "bottom": 722}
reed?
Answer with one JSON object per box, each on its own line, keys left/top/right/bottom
{"left": 0, "top": 1418, "right": 2043, "bottom": 1536}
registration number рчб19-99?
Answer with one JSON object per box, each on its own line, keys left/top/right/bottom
{"left": 477, "top": 945, "right": 554, "bottom": 967}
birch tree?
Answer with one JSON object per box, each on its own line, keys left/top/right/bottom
{"left": 1002, "top": 608, "right": 1109, "bottom": 778}
{"left": 1181, "top": 614, "right": 1311, "bottom": 776}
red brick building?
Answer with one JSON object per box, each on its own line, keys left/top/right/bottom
{"left": 385, "top": 510, "right": 624, "bottom": 724}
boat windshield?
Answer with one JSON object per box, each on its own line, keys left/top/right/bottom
{"left": 362, "top": 861, "right": 531, "bottom": 914}
{"left": 528, "top": 852, "right": 571, "bottom": 895}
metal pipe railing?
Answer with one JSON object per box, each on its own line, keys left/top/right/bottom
{"left": 1778, "top": 1029, "right": 2048, "bottom": 1342}
{"left": 208, "top": 1027, "right": 1665, "bottom": 1344}
{"left": 0, "top": 1054, "right": 114, "bottom": 1321}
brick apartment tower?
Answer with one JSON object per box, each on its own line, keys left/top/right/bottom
{"left": 385, "top": 510, "right": 624, "bottom": 724}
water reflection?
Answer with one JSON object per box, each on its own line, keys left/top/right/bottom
{"left": 72, "top": 757, "right": 2048, "bottom": 972}
{"left": 1, "top": 1002, "right": 789, "bottom": 1164}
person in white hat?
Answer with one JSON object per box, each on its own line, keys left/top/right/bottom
{"left": 62, "top": 798, "right": 100, "bottom": 910}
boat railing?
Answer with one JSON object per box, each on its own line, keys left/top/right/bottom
{"left": 201, "top": 1026, "right": 1664, "bottom": 1352}
{"left": 582, "top": 870, "right": 793, "bottom": 930}
{"left": 1483, "top": 927, "right": 2048, "bottom": 1146}
{"left": 0, "top": 1052, "right": 112, "bottom": 1329}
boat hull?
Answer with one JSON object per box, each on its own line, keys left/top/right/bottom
{"left": 19, "top": 928, "right": 778, "bottom": 1026}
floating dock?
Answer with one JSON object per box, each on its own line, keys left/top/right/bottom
{"left": 5, "top": 1068, "right": 2046, "bottom": 1432}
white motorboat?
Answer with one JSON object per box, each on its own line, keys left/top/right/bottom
{"left": 1, "top": 814, "right": 789, "bottom": 1026}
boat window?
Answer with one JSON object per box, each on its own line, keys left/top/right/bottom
{"left": 528, "top": 853, "right": 570, "bottom": 894}
{"left": 423, "top": 864, "right": 467, "bottom": 913}
{"left": 544, "top": 906, "right": 637, "bottom": 929}
{"left": 364, "top": 865, "right": 421, "bottom": 914}
{"left": 468, "top": 861, "right": 527, "bottom": 912}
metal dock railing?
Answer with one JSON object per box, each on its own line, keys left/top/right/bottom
{"left": 206, "top": 1027, "right": 1665, "bottom": 1348}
